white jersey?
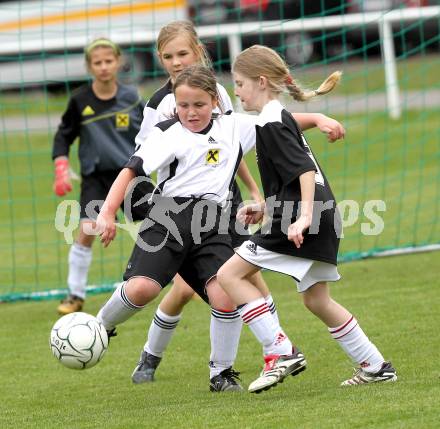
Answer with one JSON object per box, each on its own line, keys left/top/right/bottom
{"left": 127, "top": 112, "right": 257, "bottom": 204}
{"left": 135, "top": 80, "right": 234, "bottom": 146}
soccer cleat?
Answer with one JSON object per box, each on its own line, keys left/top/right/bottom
{"left": 57, "top": 295, "right": 84, "bottom": 315}
{"left": 131, "top": 351, "right": 162, "bottom": 384}
{"left": 106, "top": 328, "right": 117, "bottom": 344}
{"left": 341, "top": 361, "right": 397, "bottom": 386}
{"left": 248, "top": 348, "right": 307, "bottom": 394}
{"left": 210, "top": 367, "right": 243, "bottom": 392}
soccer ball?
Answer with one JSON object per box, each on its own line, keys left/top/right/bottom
{"left": 50, "top": 312, "right": 108, "bottom": 370}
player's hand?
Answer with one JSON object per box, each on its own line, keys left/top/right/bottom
{"left": 316, "top": 116, "right": 345, "bottom": 142}
{"left": 53, "top": 157, "right": 73, "bottom": 196}
{"left": 96, "top": 212, "right": 116, "bottom": 247}
{"left": 288, "top": 215, "right": 312, "bottom": 248}
{"left": 237, "top": 203, "right": 265, "bottom": 225}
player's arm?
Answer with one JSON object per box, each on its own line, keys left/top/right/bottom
{"left": 52, "top": 98, "right": 81, "bottom": 196}
{"left": 288, "top": 171, "right": 315, "bottom": 249}
{"left": 97, "top": 168, "right": 135, "bottom": 247}
{"left": 236, "top": 160, "right": 263, "bottom": 203}
{"left": 292, "top": 113, "right": 345, "bottom": 142}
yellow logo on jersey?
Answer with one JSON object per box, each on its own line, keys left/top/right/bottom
{"left": 116, "top": 113, "right": 129, "bottom": 129}
{"left": 82, "top": 105, "right": 95, "bottom": 116}
{"left": 206, "top": 149, "right": 219, "bottom": 165}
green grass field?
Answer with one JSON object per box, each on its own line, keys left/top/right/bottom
{"left": 0, "top": 47, "right": 439, "bottom": 428}
{"left": 0, "top": 251, "right": 439, "bottom": 429}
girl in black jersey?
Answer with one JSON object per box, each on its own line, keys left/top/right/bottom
{"left": 52, "top": 38, "right": 150, "bottom": 316}
{"left": 218, "top": 45, "right": 396, "bottom": 393}
{"left": 130, "top": 21, "right": 347, "bottom": 390}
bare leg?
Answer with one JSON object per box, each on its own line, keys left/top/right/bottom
{"left": 158, "top": 274, "right": 195, "bottom": 316}
{"left": 302, "top": 282, "right": 388, "bottom": 378}
{"left": 217, "top": 254, "right": 262, "bottom": 305}
{"left": 301, "top": 282, "right": 350, "bottom": 327}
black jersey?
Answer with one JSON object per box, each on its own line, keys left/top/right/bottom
{"left": 52, "top": 83, "right": 144, "bottom": 175}
{"left": 251, "top": 100, "right": 340, "bottom": 265}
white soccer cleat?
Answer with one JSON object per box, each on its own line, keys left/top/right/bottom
{"left": 341, "top": 361, "right": 397, "bottom": 386}
{"left": 248, "top": 349, "right": 307, "bottom": 394}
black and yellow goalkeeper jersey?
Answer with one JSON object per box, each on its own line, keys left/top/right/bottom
{"left": 52, "top": 83, "right": 144, "bottom": 175}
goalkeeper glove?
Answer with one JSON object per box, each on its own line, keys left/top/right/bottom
{"left": 53, "top": 157, "right": 73, "bottom": 196}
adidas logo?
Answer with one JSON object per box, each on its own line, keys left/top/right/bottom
{"left": 208, "top": 136, "right": 217, "bottom": 144}
{"left": 274, "top": 332, "right": 287, "bottom": 346}
{"left": 82, "top": 105, "right": 95, "bottom": 116}
{"left": 246, "top": 241, "right": 258, "bottom": 255}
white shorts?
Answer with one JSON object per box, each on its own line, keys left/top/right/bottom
{"left": 236, "top": 240, "right": 341, "bottom": 292}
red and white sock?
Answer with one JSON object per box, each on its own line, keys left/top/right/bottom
{"left": 239, "top": 297, "right": 292, "bottom": 356}
{"left": 329, "top": 315, "right": 385, "bottom": 373}
{"left": 265, "top": 294, "right": 280, "bottom": 327}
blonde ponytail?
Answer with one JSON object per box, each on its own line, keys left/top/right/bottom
{"left": 233, "top": 45, "right": 341, "bottom": 103}
{"left": 286, "top": 71, "right": 342, "bottom": 102}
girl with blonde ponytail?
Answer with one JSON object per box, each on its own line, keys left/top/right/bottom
{"left": 217, "top": 45, "right": 396, "bottom": 393}
{"left": 233, "top": 44, "right": 341, "bottom": 102}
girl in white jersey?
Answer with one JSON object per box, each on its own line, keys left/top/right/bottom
{"left": 217, "top": 45, "right": 397, "bottom": 393}
{"left": 95, "top": 64, "right": 274, "bottom": 391}
{"left": 130, "top": 21, "right": 347, "bottom": 390}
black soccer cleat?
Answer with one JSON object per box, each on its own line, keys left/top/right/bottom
{"left": 106, "top": 328, "right": 117, "bottom": 344}
{"left": 210, "top": 367, "right": 243, "bottom": 392}
{"left": 131, "top": 351, "right": 162, "bottom": 384}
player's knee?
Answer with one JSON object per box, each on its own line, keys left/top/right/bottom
{"left": 125, "top": 277, "right": 161, "bottom": 306}
{"left": 206, "top": 280, "right": 235, "bottom": 311}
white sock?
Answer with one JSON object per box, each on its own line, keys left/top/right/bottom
{"left": 67, "top": 242, "right": 92, "bottom": 300}
{"left": 144, "top": 308, "right": 181, "bottom": 358}
{"left": 329, "top": 315, "right": 385, "bottom": 373}
{"left": 238, "top": 297, "right": 292, "bottom": 356}
{"left": 209, "top": 308, "right": 242, "bottom": 379}
{"left": 265, "top": 294, "right": 280, "bottom": 328}
{"left": 96, "top": 283, "right": 145, "bottom": 330}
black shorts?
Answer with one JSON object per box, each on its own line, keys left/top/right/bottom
{"left": 228, "top": 181, "right": 250, "bottom": 249}
{"left": 79, "top": 170, "right": 154, "bottom": 221}
{"left": 123, "top": 197, "right": 234, "bottom": 302}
